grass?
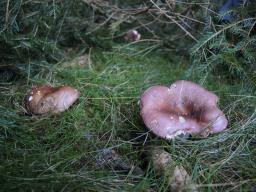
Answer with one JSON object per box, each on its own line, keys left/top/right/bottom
{"left": 0, "top": 47, "right": 255, "bottom": 191}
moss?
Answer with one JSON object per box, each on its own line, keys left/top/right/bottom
{"left": 0, "top": 0, "right": 255, "bottom": 191}
{"left": 0, "top": 49, "right": 255, "bottom": 191}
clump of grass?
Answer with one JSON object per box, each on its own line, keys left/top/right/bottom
{"left": 1, "top": 2, "right": 255, "bottom": 190}
{"left": 1, "top": 47, "right": 255, "bottom": 191}
{"left": 0, "top": 0, "right": 115, "bottom": 82}
{"left": 0, "top": 49, "right": 185, "bottom": 191}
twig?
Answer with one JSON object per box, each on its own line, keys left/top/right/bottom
{"left": 88, "top": 47, "right": 93, "bottom": 71}
{"left": 5, "top": 0, "right": 10, "bottom": 28}
{"left": 149, "top": 0, "right": 198, "bottom": 41}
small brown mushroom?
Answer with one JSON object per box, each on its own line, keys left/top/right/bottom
{"left": 124, "top": 30, "right": 141, "bottom": 42}
{"left": 151, "top": 148, "right": 197, "bottom": 192}
{"left": 25, "top": 85, "right": 80, "bottom": 115}
{"left": 140, "top": 80, "right": 228, "bottom": 139}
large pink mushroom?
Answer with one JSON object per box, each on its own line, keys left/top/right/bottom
{"left": 25, "top": 85, "right": 80, "bottom": 115}
{"left": 140, "top": 80, "right": 228, "bottom": 139}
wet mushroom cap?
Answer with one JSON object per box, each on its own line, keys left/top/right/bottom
{"left": 25, "top": 85, "right": 80, "bottom": 114}
{"left": 140, "top": 80, "right": 228, "bottom": 139}
{"left": 124, "top": 30, "right": 141, "bottom": 42}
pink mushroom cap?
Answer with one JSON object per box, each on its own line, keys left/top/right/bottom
{"left": 25, "top": 85, "right": 80, "bottom": 115}
{"left": 140, "top": 80, "right": 228, "bottom": 139}
{"left": 124, "top": 30, "right": 141, "bottom": 42}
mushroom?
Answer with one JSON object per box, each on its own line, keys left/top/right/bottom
{"left": 25, "top": 85, "right": 80, "bottom": 115}
{"left": 124, "top": 30, "right": 141, "bottom": 42}
{"left": 151, "top": 147, "right": 197, "bottom": 192}
{"left": 140, "top": 80, "right": 228, "bottom": 139}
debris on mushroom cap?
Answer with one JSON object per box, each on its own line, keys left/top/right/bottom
{"left": 25, "top": 85, "right": 80, "bottom": 115}
{"left": 140, "top": 80, "right": 228, "bottom": 139}
{"left": 124, "top": 30, "right": 141, "bottom": 42}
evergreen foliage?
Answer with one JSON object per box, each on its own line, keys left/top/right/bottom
{"left": 0, "top": 1, "right": 256, "bottom": 191}
{"left": 0, "top": 0, "right": 113, "bottom": 80}
{"left": 190, "top": 2, "right": 256, "bottom": 86}
{"left": 0, "top": 0, "right": 207, "bottom": 79}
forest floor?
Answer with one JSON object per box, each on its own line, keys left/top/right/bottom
{"left": 1, "top": 47, "right": 255, "bottom": 191}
